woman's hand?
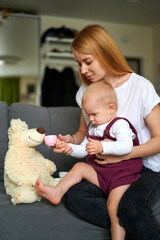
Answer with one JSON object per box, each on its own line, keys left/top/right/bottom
{"left": 58, "top": 134, "right": 72, "bottom": 143}
{"left": 94, "top": 153, "right": 126, "bottom": 165}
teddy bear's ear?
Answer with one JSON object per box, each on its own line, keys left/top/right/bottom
{"left": 9, "top": 118, "right": 28, "bottom": 132}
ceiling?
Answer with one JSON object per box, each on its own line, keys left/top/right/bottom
{"left": 0, "top": 0, "right": 160, "bottom": 26}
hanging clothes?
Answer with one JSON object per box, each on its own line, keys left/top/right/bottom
{"left": 41, "top": 67, "right": 65, "bottom": 107}
{"left": 41, "top": 66, "right": 78, "bottom": 107}
{"left": 62, "top": 67, "right": 78, "bottom": 107}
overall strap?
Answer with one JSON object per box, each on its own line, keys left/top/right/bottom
{"left": 86, "top": 122, "right": 106, "bottom": 141}
{"left": 104, "top": 117, "right": 139, "bottom": 145}
{"left": 86, "top": 122, "right": 91, "bottom": 138}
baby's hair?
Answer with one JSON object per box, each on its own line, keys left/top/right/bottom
{"left": 82, "top": 81, "right": 118, "bottom": 111}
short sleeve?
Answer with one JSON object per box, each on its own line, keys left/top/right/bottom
{"left": 76, "top": 84, "right": 88, "bottom": 108}
{"left": 141, "top": 80, "right": 160, "bottom": 118}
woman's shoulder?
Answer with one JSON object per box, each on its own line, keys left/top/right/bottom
{"left": 131, "top": 73, "right": 154, "bottom": 88}
{"left": 76, "top": 84, "right": 88, "bottom": 107}
{"left": 130, "top": 73, "right": 160, "bottom": 111}
{"left": 77, "top": 83, "right": 88, "bottom": 94}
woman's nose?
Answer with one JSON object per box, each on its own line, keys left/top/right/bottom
{"left": 81, "top": 64, "right": 88, "bottom": 74}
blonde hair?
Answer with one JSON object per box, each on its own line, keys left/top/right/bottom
{"left": 82, "top": 81, "right": 118, "bottom": 111}
{"left": 71, "top": 24, "right": 133, "bottom": 85}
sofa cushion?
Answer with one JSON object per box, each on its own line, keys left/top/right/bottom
{"left": 0, "top": 101, "right": 8, "bottom": 181}
{"left": 8, "top": 103, "right": 84, "bottom": 176}
{"left": 0, "top": 181, "right": 109, "bottom": 240}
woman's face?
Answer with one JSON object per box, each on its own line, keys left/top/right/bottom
{"left": 73, "top": 51, "right": 107, "bottom": 83}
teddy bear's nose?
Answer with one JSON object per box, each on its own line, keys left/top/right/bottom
{"left": 36, "top": 127, "right": 45, "bottom": 134}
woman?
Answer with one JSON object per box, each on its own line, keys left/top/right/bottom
{"left": 54, "top": 24, "right": 160, "bottom": 239}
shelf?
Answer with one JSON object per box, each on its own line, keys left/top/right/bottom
{"left": 45, "top": 37, "right": 73, "bottom": 44}
{"left": 42, "top": 57, "right": 78, "bottom": 67}
{"left": 46, "top": 52, "right": 74, "bottom": 59}
{"left": 42, "top": 36, "right": 76, "bottom": 67}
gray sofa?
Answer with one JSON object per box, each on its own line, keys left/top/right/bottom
{"left": 0, "top": 101, "right": 147, "bottom": 239}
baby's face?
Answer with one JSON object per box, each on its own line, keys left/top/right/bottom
{"left": 83, "top": 100, "right": 113, "bottom": 126}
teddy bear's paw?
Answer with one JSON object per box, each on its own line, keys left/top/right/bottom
{"left": 51, "top": 162, "right": 57, "bottom": 172}
{"left": 28, "top": 175, "right": 40, "bottom": 186}
{"left": 11, "top": 197, "right": 19, "bottom": 205}
{"left": 45, "top": 160, "right": 57, "bottom": 174}
{"left": 49, "top": 177, "right": 57, "bottom": 187}
{"left": 11, "top": 192, "right": 23, "bottom": 205}
{"left": 12, "top": 188, "right": 41, "bottom": 204}
{"left": 47, "top": 165, "right": 53, "bottom": 174}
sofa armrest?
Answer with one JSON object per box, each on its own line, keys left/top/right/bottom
{"left": 0, "top": 101, "right": 8, "bottom": 181}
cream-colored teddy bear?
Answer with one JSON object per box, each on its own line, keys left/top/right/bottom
{"left": 4, "top": 118, "right": 57, "bottom": 205}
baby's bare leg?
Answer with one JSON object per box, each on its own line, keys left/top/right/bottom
{"left": 35, "top": 162, "right": 99, "bottom": 205}
{"left": 107, "top": 185, "right": 130, "bottom": 240}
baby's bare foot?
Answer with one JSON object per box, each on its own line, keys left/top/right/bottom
{"left": 35, "top": 179, "right": 61, "bottom": 205}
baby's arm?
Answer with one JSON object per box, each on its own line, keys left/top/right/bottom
{"left": 55, "top": 138, "right": 88, "bottom": 158}
{"left": 68, "top": 136, "right": 88, "bottom": 158}
{"left": 101, "top": 119, "right": 134, "bottom": 155}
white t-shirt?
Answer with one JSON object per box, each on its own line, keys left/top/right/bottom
{"left": 69, "top": 119, "right": 135, "bottom": 158}
{"left": 76, "top": 73, "right": 160, "bottom": 172}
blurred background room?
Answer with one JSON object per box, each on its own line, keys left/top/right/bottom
{"left": 0, "top": 0, "right": 160, "bottom": 106}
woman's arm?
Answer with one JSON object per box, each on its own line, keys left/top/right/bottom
{"left": 54, "top": 110, "right": 87, "bottom": 154}
{"left": 71, "top": 111, "right": 87, "bottom": 144}
{"left": 95, "top": 104, "right": 160, "bottom": 164}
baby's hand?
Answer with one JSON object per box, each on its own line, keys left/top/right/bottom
{"left": 55, "top": 139, "right": 67, "bottom": 149}
{"left": 54, "top": 135, "right": 73, "bottom": 154}
{"left": 86, "top": 138, "right": 103, "bottom": 154}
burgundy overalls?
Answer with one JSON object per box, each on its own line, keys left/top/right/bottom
{"left": 86, "top": 117, "right": 143, "bottom": 196}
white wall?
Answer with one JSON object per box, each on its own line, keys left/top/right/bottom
{"left": 41, "top": 16, "right": 154, "bottom": 83}
{"left": 0, "top": 15, "right": 40, "bottom": 105}
{"left": 0, "top": 15, "right": 39, "bottom": 76}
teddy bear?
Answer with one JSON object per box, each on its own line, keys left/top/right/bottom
{"left": 4, "top": 118, "right": 57, "bottom": 205}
